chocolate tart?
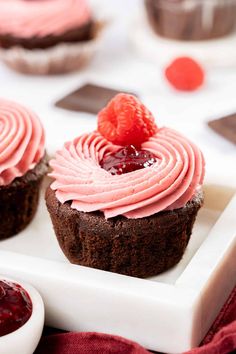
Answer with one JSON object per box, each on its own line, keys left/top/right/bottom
{"left": 0, "top": 156, "right": 48, "bottom": 240}
{"left": 145, "top": 0, "right": 236, "bottom": 41}
{"left": 46, "top": 186, "right": 203, "bottom": 278}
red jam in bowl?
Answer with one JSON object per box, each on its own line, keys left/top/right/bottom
{"left": 100, "top": 145, "right": 159, "bottom": 175}
{"left": 0, "top": 280, "right": 32, "bottom": 337}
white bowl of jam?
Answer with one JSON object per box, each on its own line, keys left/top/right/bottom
{"left": 0, "top": 277, "right": 44, "bottom": 354}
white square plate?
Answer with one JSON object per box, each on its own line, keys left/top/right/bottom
{"left": 0, "top": 180, "right": 235, "bottom": 353}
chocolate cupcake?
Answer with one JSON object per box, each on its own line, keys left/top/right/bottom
{"left": 46, "top": 94, "right": 205, "bottom": 278}
{"left": 0, "top": 99, "right": 47, "bottom": 240}
{"left": 145, "top": 0, "right": 236, "bottom": 41}
{"left": 0, "top": 0, "right": 101, "bottom": 74}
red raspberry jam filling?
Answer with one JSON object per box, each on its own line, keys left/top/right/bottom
{"left": 100, "top": 145, "right": 158, "bottom": 175}
{"left": 0, "top": 280, "right": 32, "bottom": 337}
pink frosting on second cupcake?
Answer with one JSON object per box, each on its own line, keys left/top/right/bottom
{"left": 0, "top": 0, "right": 92, "bottom": 38}
{"left": 0, "top": 99, "right": 45, "bottom": 186}
{"left": 49, "top": 128, "right": 205, "bottom": 219}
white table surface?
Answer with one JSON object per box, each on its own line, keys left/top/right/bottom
{"left": 0, "top": 0, "right": 236, "bottom": 185}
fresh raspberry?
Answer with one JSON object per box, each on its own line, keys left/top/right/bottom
{"left": 165, "top": 57, "right": 205, "bottom": 91}
{"left": 97, "top": 93, "right": 158, "bottom": 146}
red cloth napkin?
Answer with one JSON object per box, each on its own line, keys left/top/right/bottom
{"left": 35, "top": 286, "right": 236, "bottom": 354}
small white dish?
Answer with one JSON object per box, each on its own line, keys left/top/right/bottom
{"left": 0, "top": 276, "right": 44, "bottom": 354}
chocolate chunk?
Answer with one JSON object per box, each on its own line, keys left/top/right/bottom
{"left": 55, "top": 84, "right": 138, "bottom": 114}
{"left": 208, "top": 113, "right": 236, "bottom": 144}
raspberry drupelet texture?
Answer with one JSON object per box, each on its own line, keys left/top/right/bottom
{"left": 98, "top": 93, "right": 158, "bottom": 146}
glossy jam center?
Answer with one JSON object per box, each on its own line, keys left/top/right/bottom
{"left": 0, "top": 280, "right": 32, "bottom": 337}
{"left": 100, "top": 145, "right": 159, "bottom": 175}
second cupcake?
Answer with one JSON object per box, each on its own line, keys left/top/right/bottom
{"left": 0, "top": 99, "right": 47, "bottom": 240}
{"left": 46, "top": 94, "right": 205, "bottom": 278}
{"left": 0, "top": 0, "right": 99, "bottom": 75}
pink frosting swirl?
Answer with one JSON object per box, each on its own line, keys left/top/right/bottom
{"left": 50, "top": 128, "right": 205, "bottom": 219}
{"left": 0, "top": 0, "right": 92, "bottom": 38}
{"left": 0, "top": 99, "right": 45, "bottom": 186}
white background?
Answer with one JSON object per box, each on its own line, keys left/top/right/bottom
{"left": 0, "top": 0, "right": 236, "bottom": 183}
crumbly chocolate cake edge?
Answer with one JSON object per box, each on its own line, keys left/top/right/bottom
{"left": 0, "top": 155, "right": 48, "bottom": 240}
{"left": 45, "top": 185, "right": 204, "bottom": 278}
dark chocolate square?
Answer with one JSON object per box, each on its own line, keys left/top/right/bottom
{"left": 208, "top": 113, "right": 236, "bottom": 144}
{"left": 55, "top": 83, "right": 138, "bottom": 115}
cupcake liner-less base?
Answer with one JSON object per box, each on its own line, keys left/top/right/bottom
{"left": 0, "top": 23, "right": 104, "bottom": 75}
{"left": 0, "top": 156, "right": 47, "bottom": 240}
{"left": 45, "top": 186, "right": 204, "bottom": 278}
